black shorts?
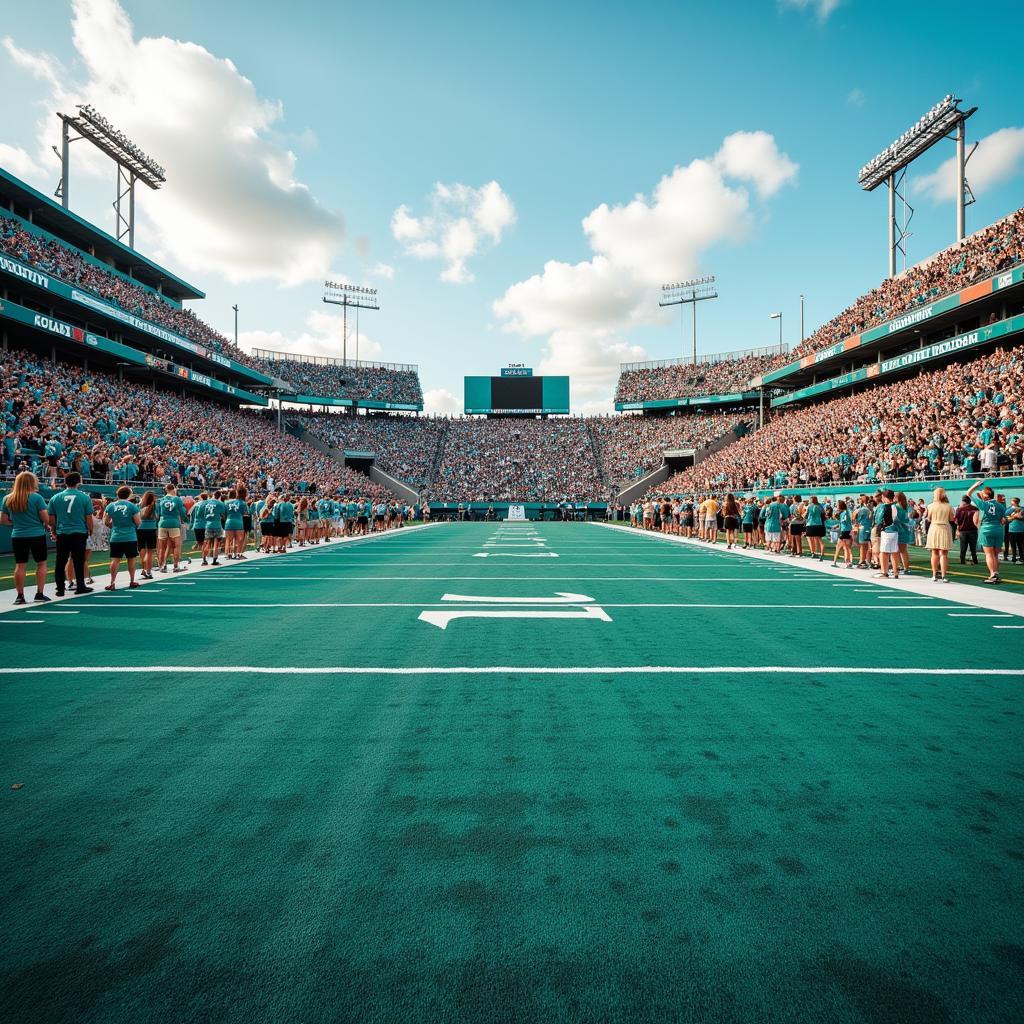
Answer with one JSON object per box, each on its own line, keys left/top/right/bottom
{"left": 138, "top": 531, "right": 158, "bottom": 550}
{"left": 742, "top": 522, "right": 754, "bottom": 533}
{"left": 261, "top": 522, "right": 277, "bottom": 537}
{"left": 839, "top": 531, "right": 852, "bottom": 540}
{"left": 723, "top": 516, "right": 739, "bottom": 530}
{"left": 242, "top": 516, "right": 252, "bottom": 533}
{"left": 110, "top": 541, "right": 139, "bottom": 559}
{"left": 193, "top": 528, "right": 206, "bottom": 543}
{"left": 789, "top": 523, "right": 804, "bottom": 536}
{"left": 805, "top": 525, "right": 826, "bottom": 538}
{"left": 358, "top": 516, "right": 368, "bottom": 526}
{"left": 281, "top": 523, "right": 294, "bottom": 536}
{"left": 12, "top": 535, "right": 47, "bottom": 564}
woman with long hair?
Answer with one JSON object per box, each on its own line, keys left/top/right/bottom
{"left": 925, "top": 487, "right": 954, "bottom": 582}
{"left": 831, "top": 499, "right": 854, "bottom": 568}
{"left": 788, "top": 495, "right": 807, "bottom": 557}
{"left": 854, "top": 495, "right": 873, "bottom": 569}
{"left": 722, "top": 493, "right": 740, "bottom": 549}
{"left": 965, "top": 479, "right": 1007, "bottom": 584}
{"left": 895, "top": 491, "right": 914, "bottom": 575}
{"left": 137, "top": 490, "right": 158, "bottom": 579}
{"left": 1, "top": 471, "right": 50, "bottom": 604}
{"left": 224, "top": 485, "right": 248, "bottom": 560}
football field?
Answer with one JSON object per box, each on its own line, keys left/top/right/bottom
{"left": 2, "top": 522, "right": 1023, "bottom": 1023}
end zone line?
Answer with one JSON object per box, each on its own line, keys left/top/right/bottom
{"left": 0, "top": 665, "right": 1019, "bottom": 676}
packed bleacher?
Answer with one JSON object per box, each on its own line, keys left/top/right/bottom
{"left": 299, "top": 413, "right": 445, "bottom": 487}
{"left": 615, "top": 352, "right": 778, "bottom": 403}
{"left": 589, "top": 412, "right": 745, "bottom": 485}
{"left": 255, "top": 357, "right": 423, "bottom": 406}
{"left": 433, "top": 417, "right": 603, "bottom": 502}
{"left": 1, "top": 348, "right": 388, "bottom": 499}
{"left": 658, "top": 343, "right": 1024, "bottom": 495}
{"left": 0, "top": 217, "right": 259, "bottom": 371}
{"left": 774, "top": 207, "right": 1024, "bottom": 368}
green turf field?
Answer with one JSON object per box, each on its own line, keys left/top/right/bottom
{"left": 2, "top": 522, "right": 1022, "bottom": 1023}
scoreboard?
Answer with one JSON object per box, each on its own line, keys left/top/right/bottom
{"left": 464, "top": 371, "right": 570, "bottom": 415}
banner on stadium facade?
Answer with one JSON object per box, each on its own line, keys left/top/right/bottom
{"left": 506, "top": 504, "right": 527, "bottom": 520}
{"left": 0, "top": 296, "right": 267, "bottom": 406}
{"left": 761, "top": 264, "right": 1024, "bottom": 387}
{"left": 0, "top": 251, "right": 273, "bottom": 386}
{"left": 771, "top": 312, "right": 1024, "bottom": 407}
{"left": 614, "top": 391, "right": 758, "bottom": 412}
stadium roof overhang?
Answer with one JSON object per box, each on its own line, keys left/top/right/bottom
{"left": 0, "top": 167, "right": 204, "bottom": 302}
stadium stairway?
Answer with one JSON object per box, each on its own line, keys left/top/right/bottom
{"left": 285, "top": 417, "right": 418, "bottom": 502}
{"left": 614, "top": 424, "right": 747, "bottom": 505}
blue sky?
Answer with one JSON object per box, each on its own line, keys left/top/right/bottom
{"left": 2, "top": 0, "right": 1023, "bottom": 411}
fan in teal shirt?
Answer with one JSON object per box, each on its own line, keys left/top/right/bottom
{"left": 6, "top": 491, "right": 48, "bottom": 537}
{"left": 47, "top": 487, "right": 93, "bottom": 534}
{"left": 106, "top": 499, "right": 141, "bottom": 543}
{"left": 157, "top": 493, "right": 187, "bottom": 529}
{"left": 224, "top": 497, "right": 247, "bottom": 531}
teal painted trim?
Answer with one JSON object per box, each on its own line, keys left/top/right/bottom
{"left": 615, "top": 391, "right": 759, "bottom": 412}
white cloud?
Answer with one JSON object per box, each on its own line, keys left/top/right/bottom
{"left": 423, "top": 388, "right": 461, "bottom": 415}
{"left": 371, "top": 262, "right": 395, "bottom": 280}
{"left": 493, "top": 131, "right": 797, "bottom": 408}
{"left": 238, "top": 308, "right": 382, "bottom": 361}
{"left": 779, "top": 0, "right": 843, "bottom": 22}
{"left": 846, "top": 87, "right": 865, "bottom": 108}
{"left": 391, "top": 180, "right": 516, "bottom": 283}
{"left": 913, "top": 127, "right": 1024, "bottom": 203}
{"left": 5, "top": 0, "right": 344, "bottom": 287}
{"left": 0, "top": 143, "right": 42, "bottom": 180}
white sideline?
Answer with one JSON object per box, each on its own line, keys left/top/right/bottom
{"left": 590, "top": 522, "right": 1024, "bottom": 620}
{"left": 0, "top": 521, "right": 444, "bottom": 616}
{"left": 0, "top": 664, "right": 1020, "bottom": 676}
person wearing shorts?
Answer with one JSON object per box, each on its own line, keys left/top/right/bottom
{"left": 201, "top": 491, "right": 228, "bottom": 565}
{"left": 2, "top": 470, "right": 51, "bottom": 604}
{"left": 224, "top": 487, "right": 248, "bottom": 560}
{"left": 703, "top": 495, "right": 720, "bottom": 543}
{"left": 104, "top": 485, "right": 141, "bottom": 590}
{"left": 740, "top": 498, "right": 756, "bottom": 548}
{"left": 876, "top": 490, "right": 901, "bottom": 579}
{"left": 763, "top": 497, "right": 784, "bottom": 552}
{"left": 804, "top": 496, "right": 826, "bottom": 560}
{"left": 136, "top": 491, "right": 159, "bottom": 579}
{"left": 157, "top": 485, "right": 189, "bottom": 573}
{"left": 189, "top": 492, "right": 208, "bottom": 559}
{"left": 274, "top": 494, "right": 295, "bottom": 552}
{"left": 966, "top": 479, "right": 1007, "bottom": 584}
{"left": 832, "top": 501, "right": 854, "bottom": 568}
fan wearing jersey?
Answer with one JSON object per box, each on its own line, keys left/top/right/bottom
{"left": 156, "top": 485, "right": 189, "bottom": 574}
{"left": 104, "top": 486, "right": 142, "bottom": 590}
{"left": 137, "top": 491, "right": 159, "bottom": 579}
{"left": 224, "top": 487, "right": 248, "bottom": 560}
{"left": 966, "top": 479, "right": 1007, "bottom": 584}
{"left": 1, "top": 471, "right": 51, "bottom": 604}
{"left": 201, "top": 491, "right": 228, "bottom": 565}
{"left": 274, "top": 494, "right": 295, "bottom": 552}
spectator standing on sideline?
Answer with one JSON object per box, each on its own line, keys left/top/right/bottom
{"left": 954, "top": 496, "right": 979, "bottom": 565}
{"left": 104, "top": 485, "right": 142, "bottom": 591}
{"left": 1, "top": 470, "right": 51, "bottom": 605}
{"left": 46, "top": 471, "right": 94, "bottom": 596}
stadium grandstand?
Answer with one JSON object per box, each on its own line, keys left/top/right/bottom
{"left": 3, "top": 37, "right": 1024, "bottom": 1024}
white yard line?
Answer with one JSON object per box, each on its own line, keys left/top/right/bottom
{"left": 0, "top": 665, "right": 1020, "bottom": 676}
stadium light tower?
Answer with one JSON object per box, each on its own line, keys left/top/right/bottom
{"left": 858, "top": 94, "right": 977, "bottom": 278}
{"left": 660, "top": 276, "right": 718, "bottom": 363}
{"left": 322, "top": 282, "right": 380, "bottom": 364}
{"left": 53, "top": 104, "right": 166, "bottom": 249}
{"left": 769, "top": 311, "right": 783, "bottom": 349}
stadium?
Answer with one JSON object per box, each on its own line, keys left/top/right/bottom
{"left": 2, "top": 2, "right": 1023, "bottom": 1022}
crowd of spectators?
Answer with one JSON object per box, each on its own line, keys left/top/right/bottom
{"left": 614, "top": 353, "right": 779, "bottom": 403}
{"left": 775, "top": 207, "right": 1024, "bottom": 368}
{"left": 299, "top": 414, "right": 446, "bottom": 486}
{"left": 433, "top": 418, "right": 603, "bottom": 502}
{"left": 661, "top": 343, "right": 1024, "bottom": 495}
{"left": 256, "top": 357, "right": 423, "bottom": 406}
{"left": 589, "top": 412, "right": 744, "bottom": 485}
{"left": 1, "top": 348, "right": 388, "bottom": 500}
{"left": 0, "top": 218, "right": 258, "bottom": 370}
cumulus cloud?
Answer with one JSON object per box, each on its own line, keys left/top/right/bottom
{"left": 913, "top": 127, "right": 1024, "bottom": 203}
{"left": 391, "top": 180, "right": 516, "bottom": 283}
{"left": 423, "top": 388, "right": 462, "bottom": 415}
{"left": 5, "top": 0, "right": 344, "bottom": 287}
{"left": 779, "top": 0, "right": 843, "bottom": 22}
{"left": 493, "top": 131, "right": 797, "bottom": 410}
{"left": 238, "top": 308, "right": 382, "bottom": 362}
{"left": 371, "top": 262, "right": 395, "bottom": 280}
{"left": 0, "top": 143, "right": 43, "bottom": 180}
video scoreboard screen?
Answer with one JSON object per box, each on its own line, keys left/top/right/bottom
{"left": 464, "top": 371, "right": 570, "bottom": 414}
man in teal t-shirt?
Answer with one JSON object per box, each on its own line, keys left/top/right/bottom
{"left": 201, "top": 493, "right": 228, "bottom": 565}
{"left": 103, "top": 485, "right": 141, "bottom": 589}
{"left": 46, "top": 471, "right": 94, "bottom": 595}
{"left": 156, "top": 486, "right": 189, "bottom": 573}
{"left": 1007, "top": 497, "right": 1024, "bottom": 564}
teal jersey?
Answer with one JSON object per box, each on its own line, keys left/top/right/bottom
{"left": 805, "top": 503, "right": 825, "bottom": 527}
{"left": 47, "top": 488, "right": 92, "bottom": 534}
{"left": 106, "top": 500, "right": 140, "bottom": 543}
{"left": 839, "top": 510, "right": 853, "bottom": 532}
{"left": 741, "top": 504, "right": 756, "bottom": 525}
{"left": 275, "top": 501, "right": 295, "bottom": 523}
{"left": 363, "top": 501, "right": 373, "bottom": 517}
{"left": 202, "top": 499, "right": 228, "bottom": 528}
{"left": 347, "top": 502, "right": 358, "bottom": 517}
{"left": 974, "top": 496, "right": 1006, "bottom": 538}
{"left": 224, "top": 498, "right": 247, "bottom": 528}
{"left": 764, "top": 502, "right": 783, "bottom": 530}
{"left": 157, "top": 495, "right": 187, "bottom": 528}
{"left": 137, "top": 508, "right": 157, "bottom": 532}
{"left": 6, "top": 491, "right": 48, "bottom": 537}
{"left": 1008, "top": 507, "right": 1024, "bottom": 533}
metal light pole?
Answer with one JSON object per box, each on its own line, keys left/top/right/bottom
{"left": 323, "top": 281, "right": 380, "bottom": 365}
{"left": 659, "top": 276, "right": 718, "bottom": 363}
{"left": 232, "top": 304, "right": 239, "bottom": 348}
{"left": 799, "top": 295, "right": 805, "bottom": 343}
{"left": 770, "top": 311, "right": 783, "bottom": 351}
